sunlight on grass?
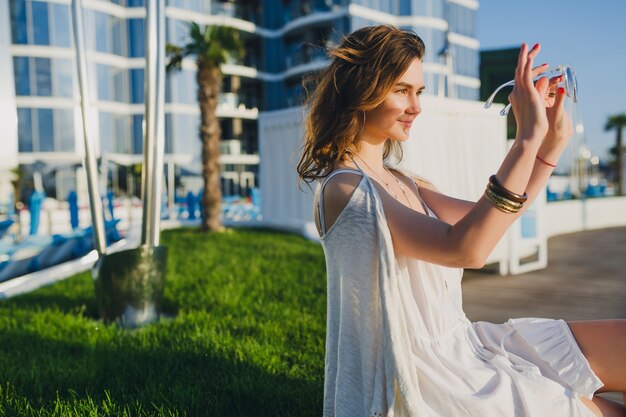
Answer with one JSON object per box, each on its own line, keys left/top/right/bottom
{"left": 0, "top": 228, "right": 327, "bottom": 416}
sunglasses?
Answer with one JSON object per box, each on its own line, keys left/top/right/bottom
{"left": 484, "top": 65, "right": 578, "bottom": 116}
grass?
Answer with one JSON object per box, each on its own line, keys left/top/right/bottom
{"left": 0, "top": 227, "right": 328, "bottom": 416}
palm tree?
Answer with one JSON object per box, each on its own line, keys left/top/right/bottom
{"left": 166, "top": 23, "right": 244, "bottom": 231}
{"left": 604, "top": 113, "right": 626, "bottom": 196}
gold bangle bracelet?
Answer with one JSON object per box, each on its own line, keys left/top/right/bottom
{"left": 484, "top": 189, "right": 522, "bottom": 213}
{"left": 485, "top": 188, "right": 522, "bottom": 209}
{"left": 485, "top": 187, "right": 524, "bottom": 209}
{"left": 485, "top": 197, "right": 519, "bottom": 213}
{"left": 485, "top": 191, "right": 522, "bottom": 213}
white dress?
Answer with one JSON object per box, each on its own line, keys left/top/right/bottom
{"left": 314, "top": 163, "right": 603, "bottom": 417}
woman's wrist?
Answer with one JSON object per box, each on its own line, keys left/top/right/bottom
{"left": 512, "top": 136, "right": 543, "bottom": 154}
{"left": 536, "top": 154, "right": 557, "bottom": 168}
{"left": 536, "top": 141, "right": 566, "bottom": 168}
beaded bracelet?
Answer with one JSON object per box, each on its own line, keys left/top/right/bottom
{"left": 488, "top": 175, "right": 528, "bottom": 204}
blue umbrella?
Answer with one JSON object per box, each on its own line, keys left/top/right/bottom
{"left": 107, "top": 190, "right": 115, "bottom": 219}
{"left": 186, "top": 191, "right": 196, "bottom": 220}
{"left": 29, "top": 190, "right": 45, "bottom": 236}
{"left": 68, "top": 190, "right": 79, "bottom": 229}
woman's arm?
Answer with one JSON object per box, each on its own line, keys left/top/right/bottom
{"left": 380, "top": 44, "right": 573, "bottom": 268}
{"left": 416, "top": 72, "right": 572, "bottom": 227}
{"left": 416, "top": 156, "right": 557, "bottom": 226}
{"left": 383, "top": 140, "right": 543, "bottom": 268}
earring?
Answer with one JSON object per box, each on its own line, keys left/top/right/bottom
{"left": 357, "top": 110, "right": 366, "bottom": 136}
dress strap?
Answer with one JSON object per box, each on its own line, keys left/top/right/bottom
{"left": 389, "top": 167, "right": 432, "bottom": 216}
{"left": 348, "top": 153, "right": 366, "bottom": 175}
{"left": 315, "top": 168, "right": 364, "bottom": 236}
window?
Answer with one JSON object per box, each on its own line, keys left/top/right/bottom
{"left": 132, "top": 115, "right": 143, "bottom": 154}
{"left": 31, "top": 1, "right": 50, "bottom": 45}
{"left": 166, "top": 69, "right": 196, "bottom": 104}
{"left": 130, "top": 69, "right": 144, "bottom": 103}
{"left": 10, "top": 1, "right": 71, "bottom": 47}
{"left": 34, "top": 57, "right": 52, "bottom": 96}
{"left": 448, "top": 3, "right": 476, "bottom": 38}
{"left": 50, "top": 3, "right": 71, "bottom": 47}
{"left": 97, "top": 64, "right": 129, "bottom": 101}
{"left": 53, "top": 59, "right": 73, "bottom": 97}
{"left": 167, "top": 113, "right": 199, "bottom": 155}
{"left": 56, "top": 109, "right": 75, "bottom": 152}
{"left": 17, "top": 109, "right": 33, "bottom": 152}
{"left": 94, "top": 12, "right": 107, "bottom": 51}
{"left": 99, "top": 113, "right": 115, "bottom": 154}
{"left": 99, "top": 112, "right": 135, "bottom": 153}
{"left": 17, "top": 108, "right": 75, "bottom": 152}
{"left": 9, "top": 0, "right": 28, "bottom": 44}
{"left": 13, "top": 57, "right": 30, "bottom": 95}
{"left": 37, "top": 109, "right": 54, "bottom": 152}
{"left": 128, "top": 19, "right": 145, "bottom": 58}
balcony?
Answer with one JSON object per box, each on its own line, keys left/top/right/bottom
{"left": 285, "top": 42, "right": 327, "bottom": 68}
{"left": 225, "top": 53, "right": 260, "bottom": 70}
{"left": 283, "top": 0, "right": 330, "bottom": 23}
{"left": 210, "top": 1, "right": 260, "bottom": 24}
{"left": 217, "top": 92, "right": 259, "bottom": 119}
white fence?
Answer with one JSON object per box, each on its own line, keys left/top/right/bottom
{"left": 546, "top": 197, "right": 626, "bottom": 237}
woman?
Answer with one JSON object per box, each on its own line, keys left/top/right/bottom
{"left": 296, "top": 25, "right": 626, "bottom": 417}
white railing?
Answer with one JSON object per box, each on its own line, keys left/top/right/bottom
{"left": 220, "top": 139, "right": 242, "bottom": 155}
{"left": 546, "top": 197, "right": 626, "bottom": 237}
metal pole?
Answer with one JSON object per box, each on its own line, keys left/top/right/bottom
{"left": 140, "top": 0, "right": 166, "bottom": 247}
{"left": 168, "top": 160, "right": 175, "bottom": 218}
{"left": 71, "top": 0, "right": 107, "bottom": 256}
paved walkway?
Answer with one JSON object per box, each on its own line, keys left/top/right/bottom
{"left": 462, "top": 226, "right": 626, "bottom": 404}
{"left": 463, "top": 226, "right": 626, "bottom": 323}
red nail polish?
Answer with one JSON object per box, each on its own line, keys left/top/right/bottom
{"left": 558, "top": 87, "right": 565, "bottom": 94}
{"left": 533, "top": 43, "right": 540, "bottom": 49}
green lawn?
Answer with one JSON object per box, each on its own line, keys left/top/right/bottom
{"left": 0, "top": 228, "right": 327, "bottom": 416}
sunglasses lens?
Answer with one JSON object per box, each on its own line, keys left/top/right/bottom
{"left": 565, "top": 66, "right": 578, "bottom": 103}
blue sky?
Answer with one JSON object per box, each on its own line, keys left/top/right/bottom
{"left": 476, "top": 0, "right": 626, "bottom": 161}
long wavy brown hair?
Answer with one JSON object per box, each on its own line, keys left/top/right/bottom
{"left": 296, "top": 25, "right": 425, "bottom": 190}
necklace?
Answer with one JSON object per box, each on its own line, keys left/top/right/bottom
{"left": 353, "top": 154, "right": 414, "bottom": 210}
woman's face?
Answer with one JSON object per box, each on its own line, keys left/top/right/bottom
{"left": 362, "top": 58, "right": 425, "bottom": 143}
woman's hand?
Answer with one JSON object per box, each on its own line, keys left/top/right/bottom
{"left": 508, "top": 43, "right": 550, "bottom": 142}
{"left": 542, "top": 83, "right": 574, "bottom": 154}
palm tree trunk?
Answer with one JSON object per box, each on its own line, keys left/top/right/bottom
{"left": 617, "top": 127, "right": 623, "bottom": 196}
{"left": 197, "top": 60, "right": 224, "bottom": 231}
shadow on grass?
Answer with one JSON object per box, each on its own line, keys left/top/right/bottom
{"left": 0, "top": 326, "right": 322, "bottom": 416}
{"left": 4, "top": 272, "right": 182, "bottom": 321}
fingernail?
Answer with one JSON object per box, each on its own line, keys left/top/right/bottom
{"left": 542, "top": 63, "right": 548, "bottom": 66}
{"left": 533, "top": 43, "right": 540, "bottom": 49}
{"left": 558, "top": 87, "right": 565, "bottom": 94}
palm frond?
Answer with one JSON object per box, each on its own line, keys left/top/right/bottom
{"left": 605, "top": 113, "right": 626, "bottom": 131}
{"left": 165, "top": 44, "right": 185, "bottom": 72}
{"left": 167, "top": 22, "right": 245, "bottom": 73}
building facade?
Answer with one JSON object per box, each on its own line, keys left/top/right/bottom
{"left": 1, "top": 0, "right": 479, "bottom": 204}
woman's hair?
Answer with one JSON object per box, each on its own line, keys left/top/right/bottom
{"left": 296, "top": 25, "right": 425, "bottom": 189}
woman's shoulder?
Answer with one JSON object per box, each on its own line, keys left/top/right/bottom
{"left": 316, "top": 164, "right": 367, "bottom": 237}
{"left": 321, "top": 163, "right": 366, "bottom": 204}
